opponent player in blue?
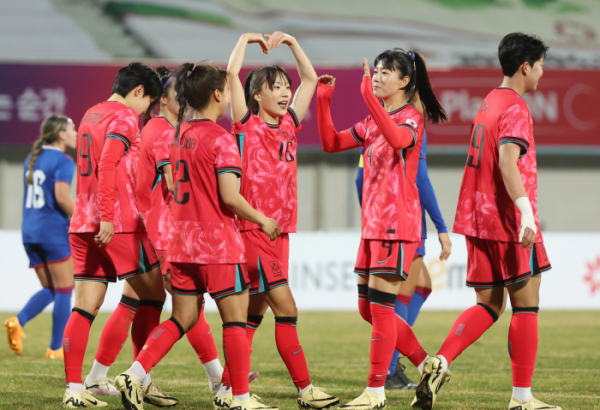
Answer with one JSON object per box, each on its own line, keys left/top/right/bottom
{"left": 4, "top": 115, "right": 77, "bottom": 359}
{"left": 356, "top": 128, "right": 452, "bottom": 389}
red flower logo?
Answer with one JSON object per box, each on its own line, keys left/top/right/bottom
{"left": 583, "top": 256, "right": 600, "bottom": 295}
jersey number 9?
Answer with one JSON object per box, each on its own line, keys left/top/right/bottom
{"left": 78, "top": 133, "right": 92, "bottom": 177}
{"left": 467, "top": 124, "right": 485, "bottom": 169}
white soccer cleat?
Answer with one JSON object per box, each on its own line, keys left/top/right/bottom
{"left": 297, "top": 386, "right": 339, "bottom": 409}
{"left": 84, "top": 376, "right": 120, "bottom": 396}
{"left": 143, "top": 381, "right": 178, "bottom": 407}
{"left": 411, "top": 356, "right": 449, "bottom": 409}
{"left": 214, "top": 390, "right": 233, "bottom": 410}
{"left": 230, "top": 394, "right": 278, "bottom": 410}
{"left": 338, "top": 388, "right": 386, "bottom": 409}
{"left": 114, "top": 370, "right": 144, "bottom": 410}
{"left": 63, "top": 390, "right": 107, "bottom": 408}
{"left": 508, "top": 396, "right": 562, "bottom": 410}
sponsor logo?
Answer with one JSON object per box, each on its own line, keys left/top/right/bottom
{"left": 293, "top": 349, "right": 303, "bottom": 355}
{"left": 455, "top": 323, "right": 466, "bottom": 336}
{"left": 583, "top": 255, "right": 600, "bottom": 295}
{"left": 371, "top": 338, "right": 384, "bottom": 341}
{"left": 378, "top": 258, "right": 390, "bottom": 264}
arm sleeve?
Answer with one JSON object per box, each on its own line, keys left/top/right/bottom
{"left": 416, "top": 157, "right": 447, "bottom": 234}
{"left": 55, "top": 156, "right": 75, "bottom": 184}
{"left": 497, "top": 104, "right": 531, "bottom": 158}
{"left": 355, "top": 147, "right": 364, "bottom": 207}
{"left": 98, "top": 138, "right": 126, "bottom": 223}
{"left": 215, "top": 132, "right": 242, "bottom": 178}
{"left": 316, "top": 82, "right": 362, "bottom": 153}
{"left": 154, "top": 128, "right": 173, "bottom": 172}
{"left": 360, "top": 76, "right": 417, "bottom": 150}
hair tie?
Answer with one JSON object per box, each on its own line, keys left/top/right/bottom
{"left": 190, "top": 64, "right": 196, "bottom": 72}
{"left": 163, "top": 76, "right": 175, "bottom": 89}
{"left": 406, "top": 51, "right": 415, "bottom": 61}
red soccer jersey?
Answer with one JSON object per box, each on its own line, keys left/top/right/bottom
{"left": 354, "top": 104, "right": 424, "bottom": 241}
{"left": 168, "top": 119, "right": 245, "bottom": 264}
{"left": 232, "top": 107, "right": 302, "bottom": 233}
{"left": 453, "top": 87, "right": 542, "bottom": 243}
{"left": 137, "top": 116, "right": 175, "bottom": 251}
{"left": 70, "top": 101, "right": 143, "bottom": 233}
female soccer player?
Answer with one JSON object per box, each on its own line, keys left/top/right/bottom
{"left": 114, "top": 62, "right": 280, "bottom": 410}
{"left": 5, "top": 115, "right": 76, "bottom": 360}
{"left": 215, "top": 32, "right": 339, "bottom": 410}
{"left": 412, "top": 33, "right": 559, "bottom": 410}
{"left": 62, "top": 62, "right": 167, "bottom": 408}
{"left": 317, "top": 50, "right": 448, "bottom": 409}
{"left": 136, "top": 65, "right": 226, "bottom": 393}
{"left": 357, "top": 129, "right": 452, "bottom": 390}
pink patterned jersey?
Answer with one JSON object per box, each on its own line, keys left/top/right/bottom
{"left": 168, "top": 119, "right": 245, "bottom": 264}
{"left": 137, "top": 116, "right": 175, "bottom": 251}
{"left": 70, "top": 101, "right": 144, "bottom": 233}
{"left": 355, "top": 104, "right": 424, "bottom": 241}
{"left": 453, "top": 87, "right": 542, "bottom": 243}
{"left": 232, "top": 107, "right": 302, "bottom": 233}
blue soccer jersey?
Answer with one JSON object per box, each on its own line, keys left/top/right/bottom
{"left": 22, "top": 146, "right": 75, "bottom": 245}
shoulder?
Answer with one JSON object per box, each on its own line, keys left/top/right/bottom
{"left": 285, "top": 107, "right": 301, "bottom": 128}
{"left": 395, "top": 105, "right": 424, "bottom": 130}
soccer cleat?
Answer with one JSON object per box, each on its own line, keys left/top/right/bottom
{"left": 143, "top": 382, "right": 178, "bottom": 407}
{"left": 63, "top": 390, "right": 108, "bottom": 408}
{"left": 46, "top": 347, "right": 64, "bottom": 360}
{"left": 338, "top": 388, "right": 386, "bottom": 409}
{"left": 214, "top": 391, "right": 233, "bottom": 410}
{"left": 508, "top": 396, "right": 562, "bottom": 410}
{"left": 297, "top": 386, "right": 339, "bottom": 409}
{"left": 249, "top": 371, "right": 259, "bottom": 383}
{"left": 385, "top": 359, "right": 416, "bottom": 390}
{"left": 114, "top": 370, "right": 145, "bottom": 410}
{"left": 411, "top": 356, "right": 449, "bottom": 409}
{"left": 4, "top": 316, "right": 25, "bottom": 355}
{"left": 230, "top": 394, "right": 278, "bottom": 410}
{"left": 84, "top": 376, "right": 120, "bottom": 396}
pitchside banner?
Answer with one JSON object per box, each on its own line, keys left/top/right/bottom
{"left": 1, "top": 63, "right": 599, "bottom": 149}
{"left": 0, "top": 231, "right": 599, "bottom": 312}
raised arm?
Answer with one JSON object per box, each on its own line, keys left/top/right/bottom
{"left": 360, "top": 59, "right": 416, "bottom": 150}
{"left": 228, "top": 33, "right": 269, "bottom": 122}
{"left": 266, "top": 32, "right": 317, "bottom": 122}
{"left": 317, "top": 76, "right": 362, "bottom": 153}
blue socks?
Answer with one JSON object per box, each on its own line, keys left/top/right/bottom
{"left": 50, "top": 287, "right": 73, "bottom": 350}
{"left": 388, "top": 297, "right": 410, "bottom": 376}
{"left": 16, "top": 287, "right": 54, "bottom": 326}
{"left": 408, "top": 287, "right": 432, "bottom": 327}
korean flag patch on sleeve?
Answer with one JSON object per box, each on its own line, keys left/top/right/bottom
{"left": 406, "top": 119, "right": 417, "bottom": 129}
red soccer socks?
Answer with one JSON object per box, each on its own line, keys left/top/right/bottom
{"left": 132, "top": 300, "right": 164, "bottom": 358}
{"left": 275, "top": 317, "right": 311, "bottom": 390}
{"left": 64, "top": 308, "right": 95, "bottom": 384}
{"left": 136, "top": 318, "right": 184, "bottom": 372}
{"left": 438, "top": 303, "right": 498, "bottom": 365}
{"left": 509, "top": 307, "right": 539, "bottom": 388}
{"left": 367, "top": 289, "right": 397, "bottom": 388}
{"left": 186, "top": 304, "right": 218, "bottom": 364}
{"left": 222, "top": 323, "right": 250, "bottom": 395}
{"left": 95, "top": 295, "right": 139, "bottom": 366}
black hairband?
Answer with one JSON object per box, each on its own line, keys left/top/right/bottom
{"left": 406, "top": 51, "right": 415, "bottom": 61}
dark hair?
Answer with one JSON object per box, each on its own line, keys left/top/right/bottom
{"left": 244, "top": 66, "right": 292, "bottom": 115}
{"left": 156, "top": 65, "right": 175, "bottom": 97}
{"left": 112, "top": 62, "right": 162, "bottom": 124}
{"left": 374, "top": 48, "right": 447, "bottom": 124}
{"left": 27, "top": 115, "right": 71, "bottom": 185}
{"left": 498, "top": 33, "right": 548, "bottom": 77}
{"left": 172, "top": 61, "right": 227, "bottom": 141}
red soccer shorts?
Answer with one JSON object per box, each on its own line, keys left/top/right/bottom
{"left": 242, "top": 230, "right": 289, "bottom": 295}
{"left": 465, "top": 236, "right": 551, "bottom": 288}
{"left": 170, "top": 262, "right": 249, "bottom": 299}
{"left": 354, "top": 239, "right": 419, "bottom": 280}
{"left": 155, "top": 250, "right": 172, "bottom": 277}
{"left": 70, "top": 232, "right": 159, "bottom": 282}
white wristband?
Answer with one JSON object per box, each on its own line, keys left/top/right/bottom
{"left": 514, "top": 197, "right": 537, "bottom": 241}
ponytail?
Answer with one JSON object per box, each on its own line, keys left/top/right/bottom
{"left": 374, "top": 48, "right": 447, "bottom": 125}
{"left": 412, "top": 52, "right": 447, "bottom": 124}
{"left": 27, "top": 115, "right": 70, "bottom": 184}
{"left": 171, "top": 61, "right": 227, "bottom": 143}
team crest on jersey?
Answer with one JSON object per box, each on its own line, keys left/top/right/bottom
{"left": 270, "top": 261, "right": 282, "bottom": 276}
{"left": 279, "top": 128, "right": 294, "bottom": 142}
{"left": 406, "top": 119, "right": 417, "bottom": 128}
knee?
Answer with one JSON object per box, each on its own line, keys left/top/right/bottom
{"left": 172, "top": 311, "right": 198, "bottom": 333}
{"left": 477, "top": 302, "right": 503, "bottom": 322}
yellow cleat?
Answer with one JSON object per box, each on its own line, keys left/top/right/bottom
{"left": 214, "top": 391, "right": 233, "bottom": 410}
{"left": 411, "top": 356, "right": 449, "bottom": 409}
{"left": 63, "top": 390, "right": 107, "bottom": 408}
{"left": 508, "top": 396, "right": 562, "bottom": 410}
{"left": 338, "top": 389, "right": 386, "bottom": 409}
{"left": 114, "top": 370, "right": 145, "bottom": 410}
{"left": 4, "top": 316, "right": 25, "bottom": 355}
{"left": 46, "top": 347, "right": 64, "bottom": 360}
{"left": 143, "top": 381, "right": 178, "bottom": 407}
{"left": 298, "top": 386, "right": 339, "bottom": 409}
{"left": 230, "top": 394, "right": 278, "bottom": 410}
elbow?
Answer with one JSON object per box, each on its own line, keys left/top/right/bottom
{"left": 220, "top": 192, "right": 237, "bottom": 209}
